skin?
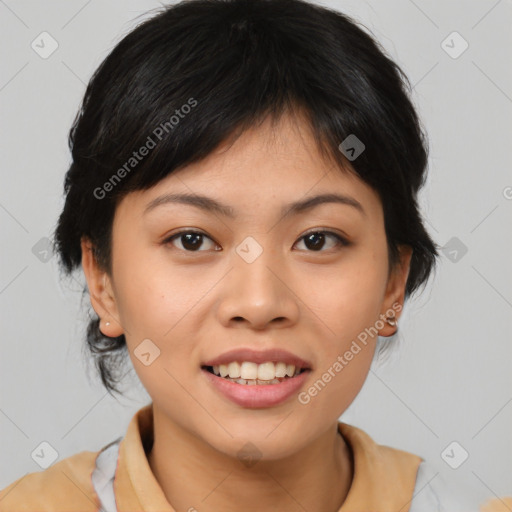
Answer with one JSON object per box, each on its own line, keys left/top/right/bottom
{"left": 81, "top": 112, "right": 412, "bottom": 512}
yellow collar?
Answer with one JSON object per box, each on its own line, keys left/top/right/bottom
{"left": 0, "top": 402, "right": 422, "bottom": 511}
{"left": 114, "top": 403, "right": 422, "bottom": 511}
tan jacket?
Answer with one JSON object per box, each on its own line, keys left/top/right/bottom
{"left": 1, "top": 403, "right": 505, "bottom": 511}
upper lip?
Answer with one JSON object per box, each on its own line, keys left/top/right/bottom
{"left": 202, "top": 348, "right": 313, "bottom": 370}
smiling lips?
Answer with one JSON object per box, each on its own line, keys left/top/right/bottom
{"left": 202, "top": 347, "right": 312, "bottom": 385}
{"left": 201, "top": 347, "right": 312, "bottom": 406}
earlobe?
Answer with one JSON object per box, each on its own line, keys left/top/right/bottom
{"left": 378, "top": 245, "right": 413, "bottom": 337}
{"left": 80, "top": 238, "right": 124, "bottom": 338}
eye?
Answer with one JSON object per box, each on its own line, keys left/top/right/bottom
{"left": 294, "top": 230, "right": 350, "bottom": 252}
{"left": 163, "top": 230, "right": 220, "bottom": 252}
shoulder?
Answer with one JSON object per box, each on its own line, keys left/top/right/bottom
{"left": 337, "top": 422, "right": 494, "bottom": 511}
{"left": 0, "top": 449, "right": 102, "bottom": 512}
{"left": 337, "top": 422, "right": 423, "bottom": 507}
{"left": 338, "top": 421, "right": 423, "bottom": 471}
{"left": 409, "top": 461, "right": 446, "bottom": 511}
{"left": 409, "top": 460, "right": 512, "bottom": 512}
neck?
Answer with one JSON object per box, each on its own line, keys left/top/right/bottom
{"left": 147, "top": 410, "right": 354, "bottom": 512}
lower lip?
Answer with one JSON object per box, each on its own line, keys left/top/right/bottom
{"left": 201, "top": 368, "right": 311, "bottom": 408}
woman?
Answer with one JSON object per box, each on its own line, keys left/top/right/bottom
{"left": 2, "top": 0, "right": 507, "bottom": 510}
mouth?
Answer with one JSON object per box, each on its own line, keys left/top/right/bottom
{"left": 201, "top": 362, "right": 312, "bottom": 408}
{"left": 200, "top": 348, "right": 313, "bottom": 406}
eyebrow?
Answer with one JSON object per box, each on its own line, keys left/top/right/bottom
{"left": 144, "top": 191, "right": 366, "bottom": 218}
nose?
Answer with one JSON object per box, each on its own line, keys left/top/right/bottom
{"left": 216, "top": 243, "right": 300, "bottom": 330}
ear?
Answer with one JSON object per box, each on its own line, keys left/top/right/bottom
{"left": 378, "top": 245, "right": 413, "bottom": 337}
{"left": 80, "top": 237, "right": 124, "bottom": 338}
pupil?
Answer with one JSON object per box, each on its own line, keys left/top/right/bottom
{"left": 183, "top": 233, "right": 202, "bottom": 251}
{"left": 305, "top": 232, "right": 324, "bottom": 251}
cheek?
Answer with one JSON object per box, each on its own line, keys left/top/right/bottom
{"left": 112, "top": 259, "right": 203, "bottom": 395}
{"left": 299, "top": 350, "right": 374, "bottom": 422}
{"left": 111, "top": 247, "right": 216, "bottom": 364}
{"left": 303, "top": 248, "right": 388, "bottom": 340}
{"left": 297, "top": 263, "right": 384, "bottom": 417}
{"left": 296, "top": 246, "right": 388, "bottom": 410}
{"left": 111, "top": 237, "right": 180, "bottom": 330}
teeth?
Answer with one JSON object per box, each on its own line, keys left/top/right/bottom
{"left": 275, "top": 362, "right": 287, "bottom": 378}
{"left": 240, "top": 362, "right": 259, "bottom": 380}
{"left": 230, "top": 377, "right": 282, "bottom": 385}
{"left": 228, "top": 362, "right": 241, "bottom": 378}
{"left": 209, "top": 361, "right": 304, "bottom": 381}
{"left": 257, "top": 362, "right": 275, "bottom": 380}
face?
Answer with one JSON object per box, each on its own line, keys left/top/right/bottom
{"left": 83, "top": 113, "right": 411, "bottom": 460}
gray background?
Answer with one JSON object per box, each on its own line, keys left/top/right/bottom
{"left": 1, "top": 0, "right": 511, "bottom": 507}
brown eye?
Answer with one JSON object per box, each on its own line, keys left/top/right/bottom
{"left": 294, "top": 230, "right": 349, "bottom": 252}
{"left": 164, "top": 230, "right": 219, "bottom": 252}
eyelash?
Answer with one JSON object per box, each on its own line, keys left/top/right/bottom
{"left": 162, "top": 228, "right": 350, "bottom": 253}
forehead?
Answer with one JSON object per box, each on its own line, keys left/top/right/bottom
{"left": 116, "top": 113, "right": 383, "bottom": 223}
